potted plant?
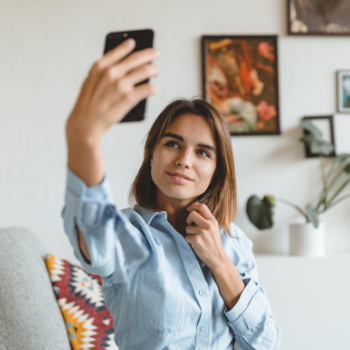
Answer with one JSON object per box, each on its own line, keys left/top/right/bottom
{"left": 246, "top": 119, "right": 350, "bottom": 256}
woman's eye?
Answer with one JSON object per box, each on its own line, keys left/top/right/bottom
{"left": 165, "top": 141, "right": 210, "bottom": 158}
{"left": 198, "top": 150, "right": 210, "bottom": 157}
{"left": 165, "top": 141, "right": 178, "bottom": 148}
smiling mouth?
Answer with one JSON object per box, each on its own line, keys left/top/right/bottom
{"left": 166, "top": 172, "right": 192, "bottom": 183}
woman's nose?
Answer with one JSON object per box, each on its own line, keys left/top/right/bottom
{"left": 175, "top": 150, "right": 192, "bottom": 167}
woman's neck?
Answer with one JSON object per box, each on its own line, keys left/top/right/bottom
{"left": 155, "top": 194, "right": 195, "bottom": 237}
{"left": 166, "top": 210, "right": 189, "bottom": 237}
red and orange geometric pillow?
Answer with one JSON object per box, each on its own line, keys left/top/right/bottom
{"left": 44, "top": 254, "right": 118, "bottom": 350}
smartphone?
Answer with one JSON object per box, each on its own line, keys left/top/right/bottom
{"left": 103, "top": 29, "right": 154, "bottom": 123}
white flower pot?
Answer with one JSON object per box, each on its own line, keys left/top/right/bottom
{"left": 289, "top": 222, "right": 325, "bottom": 257}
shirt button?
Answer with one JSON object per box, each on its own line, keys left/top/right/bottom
{"left": 104, "top": 204, "right": 114, "bottom": 220}
{"left": 200, "top": 326, "right": 206, "bottom": 332}
{"left": 199, "top": 290, "right": 205, "bottom": 296}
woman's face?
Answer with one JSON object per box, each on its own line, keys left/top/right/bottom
{"left": 151, "top": 113, "right": 217, "bottom": 207}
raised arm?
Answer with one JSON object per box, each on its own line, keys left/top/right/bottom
{"left": 65, "top": 39, "right": 161, "bottom": 263}
{"left": 68, "top": 140, "right": 103, "bottom": 264}
{"left": 66, "top": 37, "right": 161, "bottom": 184}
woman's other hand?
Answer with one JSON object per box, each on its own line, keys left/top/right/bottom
{"left": 185, "top": 202, "right": 227, "bottom": 271}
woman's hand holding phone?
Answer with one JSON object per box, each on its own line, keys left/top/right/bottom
{"left": 67, "top": 38, "right": 160, "bottom": 141}
{"left": 65, "top": 38, "right": 161, "bottom": 186}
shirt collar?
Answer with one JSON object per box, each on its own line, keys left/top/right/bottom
{"left": 133, "top": 204, "right": 167, "bottom": 226}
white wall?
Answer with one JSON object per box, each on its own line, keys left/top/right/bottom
{"left": 1, "top": 1, "right": 350, "bottom": 347}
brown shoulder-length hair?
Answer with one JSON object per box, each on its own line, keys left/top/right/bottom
{"left": 128, "top": 97, "right": 238, "bottom": 238}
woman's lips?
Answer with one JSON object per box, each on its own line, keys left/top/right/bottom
{"left": 166, "top": 172, "right": 192, "bottom": 184}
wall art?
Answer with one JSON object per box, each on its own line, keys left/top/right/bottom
{"left": 302, "top": 116, "right": 336, "bottom": 158}
{"left": 202, "top": 35, "right": 280, "bottom": 136}
{"left": 288, "top": 0, "right": 350, "bottom": 35}
{"left": 337, "top": 70, "right": 350, "bottom": 113}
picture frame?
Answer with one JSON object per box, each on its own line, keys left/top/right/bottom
{"left": 337, "top": 70, "right": 350, "bottom": 113}
{"left": 288, "top": 0, "right": 350, "bottom": 36}
{"left": 201, "top": 35, "right": 280, "bottom": 136}
{"left": 302, "top": 116, "right": 336, "bottom": 158}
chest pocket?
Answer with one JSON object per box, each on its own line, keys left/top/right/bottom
{"left": 136, "top": 271, "right": 189, "bottom": 332}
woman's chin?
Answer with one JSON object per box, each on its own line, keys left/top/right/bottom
{"left": 161, "top": 189, "right": 195, "bottom": 201}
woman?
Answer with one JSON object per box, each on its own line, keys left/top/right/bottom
{"left": 62, "top": 38, "right": 281, "bottom": 349}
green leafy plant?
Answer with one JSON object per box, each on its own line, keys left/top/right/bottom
{"left": 246, "top": 119, "right": 350, "bottom": 229}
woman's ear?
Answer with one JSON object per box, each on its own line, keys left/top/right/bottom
{"left": 150, "top": 157, "right": 153, "bottom": 167}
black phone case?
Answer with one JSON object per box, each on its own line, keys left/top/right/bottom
{"left": 103, "top": 29, "right": 154, "bottom": 123}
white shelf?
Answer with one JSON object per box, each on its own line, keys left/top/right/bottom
{"left": 254, "top": 252, "right": 350, "bottom": 350}
{"left": 254, "top": 252, "right": 350, "bottom": 258}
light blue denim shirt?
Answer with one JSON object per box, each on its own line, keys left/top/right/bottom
{"left": 61, "top": 167, "right": 281, "bottom": 350}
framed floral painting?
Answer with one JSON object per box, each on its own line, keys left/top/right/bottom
{"left": 202, "top": 35, "right": 280, "bottom": 136}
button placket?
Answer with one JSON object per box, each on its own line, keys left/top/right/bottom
{"left": 162, "top": 219, "right": 212, "bottom": 347}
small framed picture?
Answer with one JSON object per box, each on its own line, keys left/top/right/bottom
{"left": 302, "top": 116, "right": 336, "bottom": 158}
{"left": 288, "top": 0, "right": 350, "bottom": 36}
{"left": 201, "top": 35, "right": 280, "bottom": 136}
{"left": 337, "top": 70, "right": 350, "bottom": 113}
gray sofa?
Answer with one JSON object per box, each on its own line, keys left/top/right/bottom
{"left": 0, "top": 227, "right": 72, "bottom": 350}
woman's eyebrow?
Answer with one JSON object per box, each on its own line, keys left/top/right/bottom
{"left": 161, "top": 132, "right": 216, "bottom": 154}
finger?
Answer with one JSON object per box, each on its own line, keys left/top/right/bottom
{"left": 185, "top": 235, "right": 193, "bottom": 246}
{"left": 95, "top": 63, "right": 159, "bottom": 101}
{"left": 186, "top": 210, "right": 207, "bottom": 227}
{"left": 123, "top": 63, "right": 159, "bottom": 87}
{"left": 187, "top": 203, "right": 213, "bottom": 221}
{"left": 84, "top": 39, "right": 137, "bottom": 100}
{"left": 99, "top": 38, "right": 136, "bottom": 71}
{"left": 107, "top": 82, "right": 158, "bottom": 123}
{"left": 185, "top": 225, "right": 201, "bottom": 235}
{"left": 185, "top": 234, "right": 200, "bottom": 247}
{"left": 117, "top": 48, "right": 161, "bottom": 76}
{"left": 89, "top": 48, "right": 160, "bottom": 103}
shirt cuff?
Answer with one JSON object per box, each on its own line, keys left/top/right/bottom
{"left": 64, "top": 166, "right": 115, "bottom": 227}
{"left": 66, "top": 165, "right": 114, "bottom": 199}
{"left": 224, "top": 278, "right": 268, "bottom": 336}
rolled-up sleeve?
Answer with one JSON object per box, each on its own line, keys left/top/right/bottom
{"left": 61, "top": 166, "right": 150, "bottom": 289}
{"left": 224, "top": 226, "right": 281, "bottom": 350}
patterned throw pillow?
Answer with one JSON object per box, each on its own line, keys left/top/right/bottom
{"left": 44, "top": 254, "right": 118, "bottom": 350}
